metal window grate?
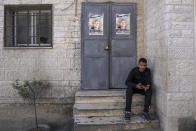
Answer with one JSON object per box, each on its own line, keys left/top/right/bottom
{"left": 4, "top": 5, "right": 52, "bottom": 47}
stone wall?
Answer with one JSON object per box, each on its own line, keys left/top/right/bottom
{"left": 194, "top": 0, "right": 196, "bottom": 121}
{"left": 0, "top": 0, "right": 145, "bottom": 130}
{"left": 0, "top": 0, "right": 82, "bottom": 130}
{"left": 145, "top": 0, "right": 195, "bottom": 131}
{"left": 165, "top": 0, "right": 194, "bottom": 130}
{"left": 144, "top": 0, "right": 168, "bottom": 130}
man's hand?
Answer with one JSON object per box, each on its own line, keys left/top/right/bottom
{"left": 136, "top": 83, "right": 143, "bottom": 89}
{"left": 143, "top": 85, "right": 150, "bottom": 91}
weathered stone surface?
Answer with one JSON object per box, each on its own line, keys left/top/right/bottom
{"left": 75, "top": 90, "right": 125, "bottom": 97}
{"left": 144, "top": 0, "right": 195, "bottom": 131}
{"left": 168, "top": 47, "right": 194, "bottom": 60}
{"left": 167, "top": 100, "right": 192, "bottom": 117}
{"left": 167, "top": 93, "right": 192, "bottom": 101}
{"left": 74, "top": 104, "right": 155, "bottom": 117}
{"left": 74, "top": 116, "right": 159, "bottom": 131}
{"left": 21, "top": 0, "right": 42, "bottom": 4}
{"left": 0, "top": 103, "right": 73, "bottom": 131}
{"left": 168, "top": 75, "right": 193, "bottom": 93}
{"left": 178, "top": 117, "right": 196, "bottom": 131}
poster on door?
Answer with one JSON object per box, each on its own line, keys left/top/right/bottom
{"left": 116, "top": 14, "right": 130, "bottom": 35}
{"left": 89, "top": 13, "right": 104, "bottom": 35}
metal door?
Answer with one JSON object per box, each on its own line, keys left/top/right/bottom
{"left": 81, "top": 2, "right": 136, "bottom": 89}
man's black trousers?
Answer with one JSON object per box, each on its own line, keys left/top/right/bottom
{"left": 125, "top": 86, "right": 152, "bottom": 112}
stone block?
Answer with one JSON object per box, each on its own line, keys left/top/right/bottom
{"left": 54, "top": 38, "right": 65, "bottom": 44}
{"left": 5, "top": 69, "right": 29, "bottom": 81}
{"left": 62, "top": 80, "right": 70, "bottom": 87}
{"left": 0, "top": 58, "right": 4, "bottom": 69}
{"left": 74, "top": 49, "right": 81, "bottom": 58}
{"left": 41, "top": 0, "right": 61, "bottom": 4}
{"left": 167, "top": 93, "right": 192, "bottom": 101}
{"left": 39, "top": 50, "right": 58, "bottom": 58}
{"left": 51, "top": 87, "right": 65, "bottom": 98}
{"left": 181, "top": 29, "right": 194, "bottom": 37}
{"left": 167, "top": 100, "right": 192, "bottom": 117}
{"left": 3, "top": 0, "right": 20, "bottom": 4}
{"left": 0, "top": 8, "right": 3, "bottom": 18}
{"left": 165, "top": 0, "right": 182, "bottom": 4}
{"left": 168, "top": 38, "right": 194, "bottom": 47}
{"left": 57, "top": 58, "right": 71, "bottom": 69}
{"left": 65, "top": 50, "right": 74, "bottom": 58}
{"left": 168, "top": 47, "right": 194, "bottom": 60}
{"left": 70, "top": 58, "right": 81, "bottom": 69}
{"left": 174, "top": 5, "right": 193, "bottom": 13}
{"left": 182, "top": 0, "right": 193, "bottom": 4}
{"left": 4, "top": 58, "right": 36, "bottom": 70}
{"left": 0, "top": 86, "right": 18, "bottom": 97}
{"left": 170, "top": 21, "right": 193, "bottom": 30}
{"left": 37, "top": 69, "right": 64, "bottom": 81}
{"left": 63, "top": 69, "right": 80, "bottom": 81}
{"left": 165, "top": 117, "right": 178, "bottom": 131}
{"left": 64, "top": 86, "right": 79, "bottom": 97}
{"left": 168, "top": 75, "right": 193, "bottom": 93}
{"left": 13, "top": 50, "right": 40, "bottom": 58}
{"left": 165, "top": 5, "right": 193, "bottom": 13}
{"left": 0, "top": 70, "right": 4, "bottom": 80}
{"left": 54, "top": 32, "right": 65, "bottom": 38}
{"left": 168, "top": 30, "right": 182, "bottom": 37}
{"left": 69, "top": 80, "right": 81, "bottom": 87}
{"left": 21, "top": 0, "right": 42, "bottom": 4}
{"left": 39, "top": 58, "right": 58, "bottom": 69}
{"left": 165, "top": 13, "right": 193, "bottom": 22}
{"left": 168, "top": 60, "right": 194, "bottom": 76}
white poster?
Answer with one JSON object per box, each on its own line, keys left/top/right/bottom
{"left": 89, "top": 14, "right": 104, "bottom": 35}
{"left": 116, "top": 14, "right": 130, "bottom": 35}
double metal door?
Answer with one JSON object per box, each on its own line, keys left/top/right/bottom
{"left": 81, "top": 2, "right": 137, "bottom": 89}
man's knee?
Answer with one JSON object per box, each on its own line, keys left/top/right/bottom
{"left": 126, "top": 86, "right": 134, "bottom": 94}
{"left": 145, "top": 88, "right": 152, "bottom": 95}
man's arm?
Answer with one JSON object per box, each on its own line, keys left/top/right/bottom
{"left": 125, "top": 69, "right": 136, "bottom": 88}
{"left": 146, "top": 68, "right": 152, "bottom": 86}
{"left": 143, "top": 68, "right": 152, "bottom": 91}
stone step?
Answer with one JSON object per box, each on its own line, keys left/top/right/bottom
{"left": 75, "top": 94, "right": 145, "bottom": 104}
{"left": 74, "top": 101, "right": 149, "bottom": 110}
{"left": 75, "top": 96, "right": 125, "bottom": 103}
{"left": 74, "top": 115, "right": 160, "bottom": 131}
{"left": 74, "top": 103, "right": 154, "bottom": 117}
{"left": 74, "top": 106, "right": 154, "bottom": 117}
{"left": 75, "top": 90, "right": 125, "bottom": 97}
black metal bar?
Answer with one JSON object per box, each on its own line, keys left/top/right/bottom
{"left": 5, "top": 5, "right": 52, "bottom": 47}
{"left": 50, "top": 5, "right": 53, "bottom": 48}
{"left": 27, "top": 10, "right": 30, "bottom": 47}
{"left": 75, "top": 0, "right": 78, "bottom": 17}
{"left": 38, "top": 9, "right": 41, "bottom": 46}
{"left": 15, "top": 10, "right": 18, "bottom": 47}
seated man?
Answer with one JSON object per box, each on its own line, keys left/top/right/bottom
{"left": 124, "top": 58, "right": 152, "bottom": 121}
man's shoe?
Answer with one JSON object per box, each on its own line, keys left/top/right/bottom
{"left": 143, "top": 112, "right": 151, "bottom": 121}
{"left": 124, "top": 111, "right": 131, "bottom": 120}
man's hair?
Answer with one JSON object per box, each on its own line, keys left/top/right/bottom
{"left": 138, "top": 58, "right": 147, "bottom": 63}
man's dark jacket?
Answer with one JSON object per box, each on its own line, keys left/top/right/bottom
{"left": 125, "top": 67, "right": 152, "bottom": 88}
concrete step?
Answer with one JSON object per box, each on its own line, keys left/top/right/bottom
{"left": 75, "top": 90, "right": 125, "bottom": 97}
{"left": 74, "top": 115, "right": 160, "bottom": 131}
{"left": 75, "top": 93, "right": 145, "bottom": 104}
{"left": 73, "top": 103, "right": 154, "bottom": 117}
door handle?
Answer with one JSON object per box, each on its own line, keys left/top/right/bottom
{"left": 104, "top": 45, "right": 110, "bottom": 51}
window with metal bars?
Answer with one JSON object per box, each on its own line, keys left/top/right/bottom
{"left": 4, "top": 5, "right": 52, "bottom": 47}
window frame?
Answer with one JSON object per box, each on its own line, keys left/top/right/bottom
{"left": 4, "top": 4, "right": 53, "bottom": 48}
